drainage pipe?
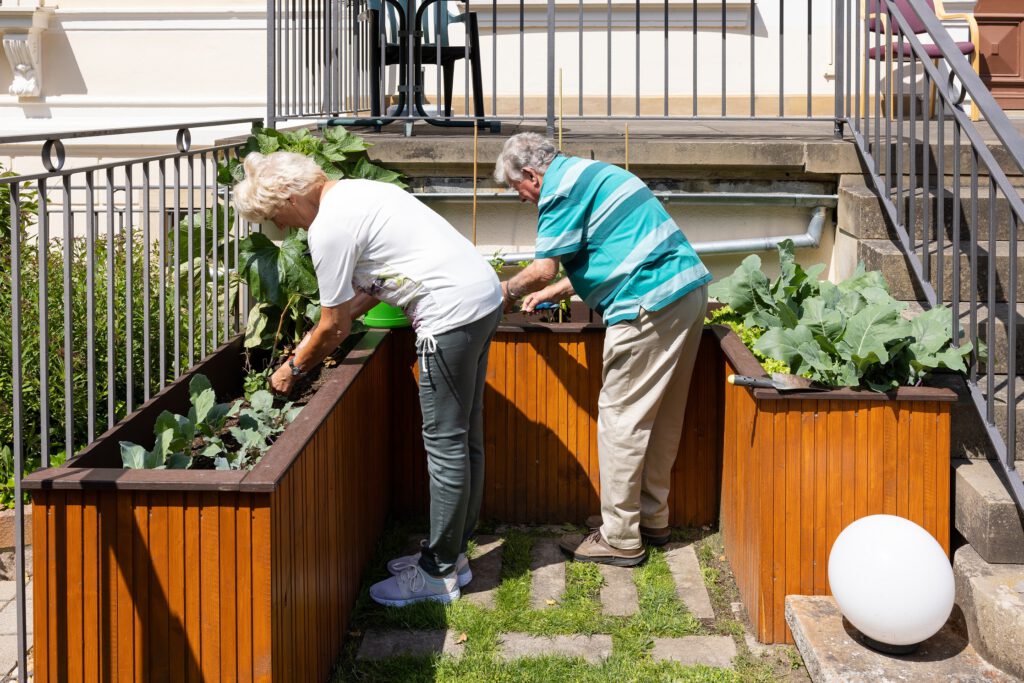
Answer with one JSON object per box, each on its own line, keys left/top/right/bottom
{"left": 417, "top": 194, "right": 832, "bottom": 261}
{"left": 413, "top": 190, "right": 838, "bottom": 209}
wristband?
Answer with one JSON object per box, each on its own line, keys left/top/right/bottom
{"left": 507, "top": 282, "right": 522, "bottom": 299}
{"left": 288, "top": 355, "right": 306, "bottom": 377}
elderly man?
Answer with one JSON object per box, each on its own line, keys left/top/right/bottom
{"left": 495, "top": 133, "right": 710, "bottom": 566}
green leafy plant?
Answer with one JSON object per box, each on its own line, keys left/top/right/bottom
{"left": 708, "top": 240, "right": 973, "bottom": 391}
{"left": 705, "top": 306, "right": 790, "bottom": 375}
{"left": 120, "top": 374, "right": 299, "bottom": 471}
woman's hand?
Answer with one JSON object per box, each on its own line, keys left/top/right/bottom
{"left": 270, "top": 360, "right": 298, "bottom": 396}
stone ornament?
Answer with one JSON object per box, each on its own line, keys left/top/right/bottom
{"left": 0, "top": 3, "right": 53, "bottom": 99}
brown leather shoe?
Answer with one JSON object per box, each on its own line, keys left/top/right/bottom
{"left": 585, "top": 515, "right": 670, "bottom": 547}
{"left": 559, "top": 530, "right": 647, "bottom": 567}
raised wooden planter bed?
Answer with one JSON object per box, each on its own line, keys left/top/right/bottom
{"left": 390, "top": 322, "right": 725, "bottom": 527}
{"left": 23, "top": 332, "right": 394, "bottom": 683}
{"left": 715, "top": 327, "right": 956, "bottom": 645}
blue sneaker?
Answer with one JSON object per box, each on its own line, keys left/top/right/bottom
{"left": 386, "top": 551, "right": 473, "bottom": 587}
{"left": 370, "top": 565, "right": 461, "bottom": 607}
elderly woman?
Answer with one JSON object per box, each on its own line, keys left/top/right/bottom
{"left": 234, "top": 151, "right": 503, "bottom": 606}
{"left": 495, "top": 133, "right": 710, "bottom": 567}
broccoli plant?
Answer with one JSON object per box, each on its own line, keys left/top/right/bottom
{"left": 222, "top": 390, "right": 301, "bottom": 470}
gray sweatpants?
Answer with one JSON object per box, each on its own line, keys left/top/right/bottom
{"left": 417, "top": 305, "right": 503, "bottom": 577}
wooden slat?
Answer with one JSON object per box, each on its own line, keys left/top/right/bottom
{"left": 148, "top": 492, "right": 170, "bottom": 683}
{"left": 220, "top": 499, "right": 238, "bottom": 682}
{"left": 758, "top": 400, "right": 775, "bottom": 641}
{"left": 67, "top": 492, "right": 84, "bottom": 683}
{"left": 772, "top": 406, "right": 787, "bottom": 643}
{"left": 31, "top": 494, "right": 48, "bottom": 683}
{"left": 813, "top": 401, "right": 828, "bottom": 597}
{"left": 199, "top": 493, "right": 220, "bottom": 682}
{"left": 937, "top": 409, "right": 952, "bottom": 554}
{"left": 923, "top": 403, "right": 938, "bottom": 539}
{"left": 252, "top": 503, "right": 272, "bottom": 683}
{"left": 167, "top": 493, "right": 186, "bottom": 683}
{"left": 115, "top": 492, "right": 134, "bottom": 683}
{"left": 184, "top": 494, "right": 202, "bottom": 683}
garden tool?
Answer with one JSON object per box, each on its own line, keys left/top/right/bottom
{"left": 727, "top": 373, "right": 829, "bottom": 392}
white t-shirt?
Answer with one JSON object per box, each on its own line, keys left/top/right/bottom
{"left": 307, "top": 179, "right": 503, "bottom": 338}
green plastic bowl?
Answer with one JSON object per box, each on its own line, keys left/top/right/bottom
{"left": 362, "top": 301, "right": 411, "bottom": 329}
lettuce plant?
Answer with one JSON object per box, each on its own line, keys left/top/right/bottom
{"left": 708, "top": 240, "right": 973, "bottom": 391}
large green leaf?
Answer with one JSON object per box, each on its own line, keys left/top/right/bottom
{"left": 708, "top": 254, "right": 772, "bottom": 317}
{"left": 836, "top": 303, "right": 905, "bottom": 368}
{"left": 909, "top": 306, "right": 955, "bottom": 356}
{"left": 799, "top": 297, "right": 844, "bottom": 344}
{"left": 323, "top": 125, "right": 372, "bottom": 154}
{"left": 753, "top": 325, "right": 816, "bottom": 370}
{"left": 238, "top": 231, "right": 318, "bottom": 308}
{"left": 346, "top": 157, "right": 407, "bottom": 188}
{"left": 244, "top": 303, "right": 278, "bottom": 349}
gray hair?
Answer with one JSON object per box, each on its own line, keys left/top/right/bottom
{"left": 233, "top": 151, "right": 328, "bottom": 222}
{"left": 493, "top": 133, "right": 558, "bottom": 184}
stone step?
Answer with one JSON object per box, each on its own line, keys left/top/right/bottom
{"left": 954, "top": 459, "right": 1024, "bottom": 565}
{"left": 528, "top": 538, "right": 565, "bottom": 610}
{"left": 598, "top": 564, "right": 640, "bottom": 617}
{"left": 785, "top": 595, "right": 1015, "bottom": 682}
{"left": 663, "top": 543, "right": 715, "bottom": 622}
{"left": 858, "top": 238, "right": 1024, "bottom": 303}
{"left": 650, "top": 636, "right": 736, "bottom": 668}
{"left": 497, "top": 634, "right": 613, "bottom": 664}
{"left": 356, "top": 629, "right": 465, "bottom": 661}
{"left": 953, "top": 545, "right": 1024, "bottom": 681}
{"left": 839, "top": 179, "right": 1021, "bottom": 243}
{"left": 462, "top": 535, "right": 504, "bottom": 608}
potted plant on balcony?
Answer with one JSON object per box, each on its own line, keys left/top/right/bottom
{"left": 707, "top": 239, "right": 969, "bottom": 645}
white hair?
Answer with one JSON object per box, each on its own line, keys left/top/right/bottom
{"left": 493, "top": 133, "right": 558, "bottom": 184}
{"left": 232, "top": 151, "right": 328, "bottom": 222}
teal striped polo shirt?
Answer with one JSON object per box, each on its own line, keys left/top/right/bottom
{"left": 535, "top": 155, "right": 712, "bottom": 325}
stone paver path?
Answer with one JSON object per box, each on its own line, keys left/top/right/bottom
{"left": 528, "top": 538, "right": 565, "bottom": 609}
{"left": 651, "top": 636, "right": 737, "bottom": 668}
{"left": 598, "top": 564, "right": 639, "bottom": 616}
{"left": 462, "top": 536, "right": 504, "bottom": 608}
{"left": 498, "top": 634, "right": 613, "bottom": 664}
{"left": 355, "top": 530, "right": 741, "bottom": 673}
{"left": 357, "top": 629, "right": 465, "bottom": 661}
{"left": 0, "top": 579, "right": 32, "bottom": 682}
{"left": 664, "top": 543, "right": 715, "bottom": 621}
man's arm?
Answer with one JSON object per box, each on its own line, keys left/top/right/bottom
{"left": 501, "top": 256, "right": 561, "bottom": 310}
{"left": 270, "top": 301, "right": 352, "bottom": 395}
{"left": 521, "top": 277, "right": 575, "bottom": 313}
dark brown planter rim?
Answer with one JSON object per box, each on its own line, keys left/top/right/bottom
{"left": 713, "top": 325, "right": 958, "bottom": 403}
{"left": 22, "top": 330, "right": 391, "bottom": 493}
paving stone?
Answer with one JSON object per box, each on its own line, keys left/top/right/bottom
{"left": 664, "top": 543, "right": 715, "bottom": 621}
{"left": 529, "top": 538, "right": 565, "bottom": 610}
{"left": 599, "top": 564, "right": 638, "bottom": 616}
{"left": 356, "top": 629, "right": 465, "bottom": 661}
{"left": 650, "top": 636, "right": 737, "bottom": 668}
{"left": 498, "top": 633, "right": 613, "bottom": 664}
{"left": 786, "top": 595, "right": 1015, "bottom": 683}
{"left": 0, "top": 599, "right": 31, "bottom": 638}
{"left": 0, "top": 585, "right": 15, "bottom": 605}
{"left": 462, "top": 535, "right": 503, "bottom": 608}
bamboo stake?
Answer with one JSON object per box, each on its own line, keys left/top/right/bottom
{"left": 558, "top": 68, "right": 564, "bottom": 150}
{"left": 472, "top": 121, "right": 479, "bottom": 245}
{"left": 624, "top": 123, "right": 630, "bottom": 171}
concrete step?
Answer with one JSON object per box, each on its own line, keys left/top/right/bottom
{"left": 839, "top": 179, "right": 1020, "bottom": 243}
{"left": 858, "top": 238, "right": 1024, "bottom": 303}
{"left": 953, "top": 459, "right": 1024, "bottom": 565}
{"left": 953, "top": 544, "right": 1024, "bottom": 681}
{"left": 786, "top": 595, "right": 1015, "bottom": 682}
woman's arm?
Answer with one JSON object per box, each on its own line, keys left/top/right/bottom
{"left": 270, "top": 301, "right": 352, "bottom": 395}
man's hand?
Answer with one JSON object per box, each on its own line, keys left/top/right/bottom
{"left": 521, "top": 286, "right": 561, "bottom": 313}
{"left": 270, "top": 360, "right": 298, "bottom": 396}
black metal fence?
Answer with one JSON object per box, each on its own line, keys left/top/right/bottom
{"left": 0, "top": 119, "right": 260, "bottom": 680}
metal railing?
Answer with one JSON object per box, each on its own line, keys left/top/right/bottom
{"left": 0, "top": 119, "right": 260, "bottom": 680}
{"left": 267, "top": 0, "right": 840, "bottom": 129}
{"left": 836, "top": 0, "right": 1024, "bottom": 514}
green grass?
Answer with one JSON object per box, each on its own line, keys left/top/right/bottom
{"left": 332, "top": 522, "right": 805, "bottom": 683}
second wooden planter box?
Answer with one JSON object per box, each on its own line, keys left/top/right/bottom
{"left": 714, "top": 327, "right": 956, "bottom": 644}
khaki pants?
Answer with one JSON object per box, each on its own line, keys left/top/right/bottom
{"left": 597, "top": 285, "right": 708, "bottom": 550}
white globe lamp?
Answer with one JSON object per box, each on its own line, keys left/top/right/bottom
{"left": 828, "top": 514, "right": 954, "bottom": 654}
